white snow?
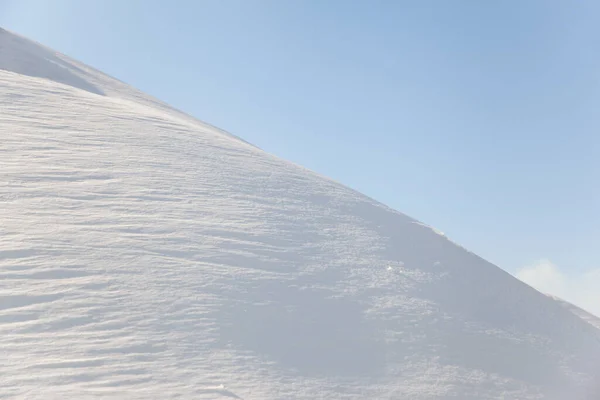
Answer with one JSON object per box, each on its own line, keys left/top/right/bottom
{"left": 1, "top": 28, "right": 599, "bottom": 399}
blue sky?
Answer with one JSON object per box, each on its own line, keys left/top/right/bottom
{"left": 1, "top": 0, "right": 599, "bottom": 308}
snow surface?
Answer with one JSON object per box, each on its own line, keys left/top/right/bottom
{"left": 1, "top": 28, "right": 600, "bottom": 399}
{"left": 548, "top": 295, "right": 600, "bottom": 331}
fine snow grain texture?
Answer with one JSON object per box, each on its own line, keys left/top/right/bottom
{"left": 1, "top": 28, "right": 599, "bottom": 399}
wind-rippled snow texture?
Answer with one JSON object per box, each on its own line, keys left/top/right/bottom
{"left": 1, "top": 29, "right": 599, "bottom": 399}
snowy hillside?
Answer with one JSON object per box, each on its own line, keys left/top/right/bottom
{"left": 1, "top": 28, "right": 599, "bottom": 399}
{"left": 549, "top": 295, "right": 600, "bottom": 331}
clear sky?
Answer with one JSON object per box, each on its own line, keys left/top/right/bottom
{"left": 1, "top": 1, "right": 599, "bottom": 312}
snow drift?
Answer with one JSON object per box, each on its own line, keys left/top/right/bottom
{"left": 1, "top": 28, "right": 599, "bottom": 399}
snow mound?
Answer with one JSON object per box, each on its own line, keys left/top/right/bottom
{"left": 1, "top": 28, "right": 599, "bottom": 399}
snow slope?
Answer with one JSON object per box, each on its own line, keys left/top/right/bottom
{"left": 1, "top": 28, "right": 599, "bottom": 399}
{"left": 549, "top": 295, "right": 600, "bottom": 331}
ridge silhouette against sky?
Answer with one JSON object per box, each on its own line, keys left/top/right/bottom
{"left": 1, "top": 27, "right": 600, "bottom": 399}
{"left": 1, "top": 0, "right": 598, "bottom": 314}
